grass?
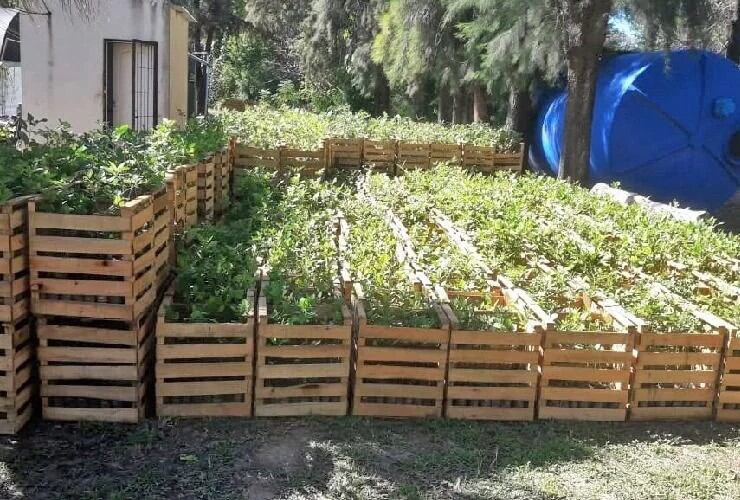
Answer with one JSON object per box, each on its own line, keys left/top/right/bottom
{"left": 1, "top": 418, "right": 738, "bottom": 499}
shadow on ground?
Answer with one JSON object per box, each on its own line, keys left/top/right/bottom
{"left": 0, "top": 417, "right": 738, "bottom": 499}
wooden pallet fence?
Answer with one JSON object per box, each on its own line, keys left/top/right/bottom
{"left": 539, "top": 328, "right": 636, "bottom": 421}
{"left": 29, "top": 196, "right": 157, "bottom": 322}
{"left": 37, "top": 307, "right": 157, "bottom": 423}
{"left": 353, "top": 288, "right": 450, "bottom": 418}
{"left": 0, "top": 196, "right": 31, "bottom": 324}
{"left": 631, "top": 330, "right": 726, "bottom": 421}
{"left": 255, "top": 275, "right": 352, "bottom": 417}
{"left": 197, "top": 159, "right": 215, "bottom": 222}
{"left": 430, "top": 143, "right": 462, "bottom": 165}
{"left": 718, "top": 335, "right": 740, "bottom": 421}
{"left": 326, "top": 138, "right": 363, "bottom": 169}
{"left": 235, "top": 145, "right": 281, "bottom": 169}
{"left": 235, "top": 140, "right": 525, "bottom": 173}
{"left": 396, "top": 142, "right": 430, "bottom": 170}
{"left": 0, "top": 316, "right": 35, "bottom": 434}
{"left": 151, "top": 186, "right": 172, "bottom": 291}
{"left": 155, "top": 283, "right": 254, "bottom": 418}
{"left": 363, "top": 140, "right": 396, "bottom": 172}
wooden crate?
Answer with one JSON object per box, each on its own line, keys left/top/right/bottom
{"left": 213, "top": 153, "right": 226, "bottom": 217}
{"left": 0, "top": 196, "right": 31, "bottom": 324}
{"left": 255, "top": 280, "right": 352, "bottom": 417}
{"left": 165, "top": 169, "right": 183, "bottom": 236}
{"left": 363, "top": 140, "right": 397, "bottom": 171}
{"left": 353, "top": 296, "right": 450, "bottom": 418}
{"left": 281, "top": 148, "right": 325, "bottom": 174}
{"left": 29, "top": 196, "right": 157, "bottom": 322}
{"left": 326, "top": 138, "right": 363, "bottom": 169}
{"left": 197, "top": 159, "right": 215, "bottom": 222}
{"left": 718, "top": 336, "right": 740, "bottom": 421}
{"left": 0, "top": 317, "right": 35, "bottom": 434}
{"left": 430, "top": 143, "right": 462, "bottom": 165}
{"left": 492, "top": 143, "right": 525, "bottom": 172}
{"left": 631, "top": 331, "right": 725, "bottom": 420}
{"left": 462, "top": 145, "right": 495, "bottom": 170}
{"left": 155, "top": 283, "right": 254, "bottom": 418}
{"left": 37, "top": 308, "right": 156, "bottom": 423}
{"left": 397, "top": 142, "right": 430, "bottom": 170}
{"left": 444, "top": 304, "right": 542, "bottom": 421}
{"left": 151, "top": 186, "right": 172, "bottom": 291}
{"left": 180, "top": 164, "right": 198, "bottom": 230}
{"left": 235, "top": 145, "right": 280, "bottom": 169}
{"left": 539, "top": 331, "right": 635, "bottom": 421}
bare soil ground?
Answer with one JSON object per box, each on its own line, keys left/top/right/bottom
{"left": 1, "top": 418, "right": 738, "bottom": 499}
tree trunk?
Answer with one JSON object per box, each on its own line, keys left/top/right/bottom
{"left": 558, "top": 0, "right": 612, "bottom": 185}
{"left": 727, "top": 0, "right": 740, "bottom": 63}
{"left": 373, "top": 66, "right": 391, "bottom": 115}
{"left": 472, "top": 83, "right": 489, "bottom": 123}
{"left": 505, "top": 88, "right": 533, "bottom": 138}
{"left": 438, "top": 84, "right": 452, "bottom": 123}
{"left": 452, "top": 85, "right": 466, "bottom": 124}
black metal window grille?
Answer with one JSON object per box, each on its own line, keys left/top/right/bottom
{"left": 132, "top": 40, "right": 158, "bottom": 131}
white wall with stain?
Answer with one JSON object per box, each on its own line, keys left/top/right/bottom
{"left": 20, "top": 0, "right": 190, "bottom": 132}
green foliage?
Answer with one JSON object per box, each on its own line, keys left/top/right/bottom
{"left": 262, "top": 177, "right": 347, "bottom": 325}
{"left": 215, "top": 32, "right": 276, "bottom": 101}
{"left": 219, "top": 104, "right": 520, "bottom": 151}
{"left": 2, "top": 117, "right": 228, "bottom": 214}
{"left": 171, "top": 168, "right": 278, "bottom": 323}
{"left": 388, "top": 164, "right": 740, "bottom": 332}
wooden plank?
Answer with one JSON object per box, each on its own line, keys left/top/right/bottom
{"left": 352, "top": 402, "right": 441, "bottom": 418}
{"left": 42, "top": 407, "right": 140, "bottom": 423}
{"left": 538, "top": 406, "right": 626, "bottom": 421}
{"left": 255, "top": 402, "right": 347, "bottom": 417}
{"left": 156, "top": 362, "right": 251, "bottom": 379}
{"left": 158, "top": 380, "right": 250, "bottom": 397}
{"left": 540, "top": 386, "right": 629, "bottom": 403}
{"left": 157, "top": 402, "right": 251, "bottom": 418}
{"left": 446, "top": 406, "right": 533, "bottom": 421}
{"left": 354, "top": 382, "right": 441, "bottom": 399}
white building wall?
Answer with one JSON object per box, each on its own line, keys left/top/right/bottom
{"left": 20, "top": 0, "right": 172, "bottom": 132}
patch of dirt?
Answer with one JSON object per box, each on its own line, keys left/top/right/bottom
{"left": 252, "top": 425, "right": 313, "bottom": 475}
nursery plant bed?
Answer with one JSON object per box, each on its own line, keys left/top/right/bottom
{"left": 29, "top": 195, "right": 157, "bottom": 322}
{"left": 155, "top": 282, "right": 255, "bottom": 418}
{"left": 0, "top": 316, "right": 34, "bottom": 434}
{"left": 254, "top": 273, "right": 352, "bottom": 417}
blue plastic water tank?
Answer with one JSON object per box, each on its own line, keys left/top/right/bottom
{"left": 529, "top": 50, "right": 740, "bottom": 212}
